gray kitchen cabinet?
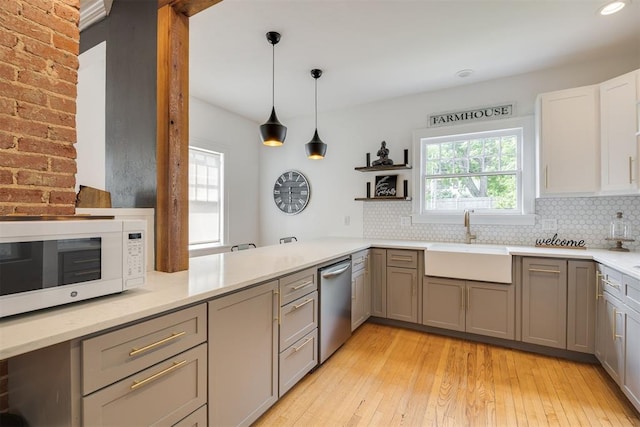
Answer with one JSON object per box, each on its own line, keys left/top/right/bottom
{"left": 351, "top": 249, "right": 371, "bottom": 331}
{"left": 601, "top": 291, "right": 625, "bottom": 384}
{"left": 9, "top": 304, "right": 208, "bottom": 427}
{"left": 567, "top": 260, "right": 596, "bottom": 353}
{"left": 521, "top": 258, "right": 568, "bottom": 349}
{"left": 387, "top": 266, "right": 418, "bottom": 323}
{"left": 370, "top": 248, "right": 388, "bottom": 317}
{"left": 208, "top": 281, "right": 279, "bottom": 427}
{"left": 278, "top": 268, "right": 318, "bottom": 397}
{"left": 623, "top": 303, "right": 640, "bottom": 412}
{"left": 423, "top": 277, "right": 515, "bottom": 340}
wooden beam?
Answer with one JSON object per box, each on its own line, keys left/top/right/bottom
{"left": 158, "top": 0, "right": 223, "bottom": 17}
{"left": 156, "top": 4, "right": 190, "bottom": 272}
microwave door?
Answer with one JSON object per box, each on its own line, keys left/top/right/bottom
{"left": 0, "top": 241, "right": 45, "bottom": 296}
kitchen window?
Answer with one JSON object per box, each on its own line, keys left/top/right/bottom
{"left": 412, "top": 116, "right": 535, "bottom": 225}
{"left": 188, "top": 147, "right": 224, "bottom": 246}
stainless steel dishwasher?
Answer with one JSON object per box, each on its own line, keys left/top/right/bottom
{"left": 319, "top": 258, "right": 352, "bottom": 363}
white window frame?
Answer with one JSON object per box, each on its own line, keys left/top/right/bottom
{"left": 188, "top": 143, "right": 227, "bottom": 252}
{"left": 412, "top": 116, "right": 536, "bottom": 225}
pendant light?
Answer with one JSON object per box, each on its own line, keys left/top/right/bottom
{"left": 260, "top": 31, "right": 287, "bottom": 146}
{"left": 305, "top": 69, "right": 327, "bottom": 159}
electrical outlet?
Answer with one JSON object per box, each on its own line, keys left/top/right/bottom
{"left": 400, "top": 216, "right": 411, "bottom": 227}
{"left": 541, "top": 218, "right": 557, "bottom": 231}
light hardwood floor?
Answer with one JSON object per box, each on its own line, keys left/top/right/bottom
{"left": 254, "top": 323, "right": 640, "bottom": 426}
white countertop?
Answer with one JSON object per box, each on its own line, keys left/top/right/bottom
{"left": 1, "top": 237, "right": 639, "bottom": 360}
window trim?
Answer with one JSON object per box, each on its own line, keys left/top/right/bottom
{"left": 411, "top": 116, "right": 536, "bottom": 226}
{"left": 187, "top": 140, "right": 229, "bottom": 253}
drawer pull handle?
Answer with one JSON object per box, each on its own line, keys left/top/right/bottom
{"left": 602, "top": 278, "right": 621, "bottom": 289}
{"left": 293, "top": 298, "right": 314, "bottom": 310}
{"left": 293, "top": 337, "right": 313, "bottom": 352}
{"left": 291, "top": 280, "right": 313, "bottom": 290}
{"left": 528, "top": 268, "right": 560, "bottom": 274}
{"left": 130, "top": 360, "right": 187, "bottom": 390}
{"left": 129, "top": 331, "right": 186, "bottom": 357}
{"left": 390, "top": 256, "right": 413, "bottom": 262}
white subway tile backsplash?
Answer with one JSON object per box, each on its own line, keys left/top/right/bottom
{"left": 363, "top": 195, "right": 640, "bottom": 250}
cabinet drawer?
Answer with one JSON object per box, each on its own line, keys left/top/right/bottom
{"left": 386, "top": 249, "right": 417, "bottom": 269}
{"left": 280, "top": 291, "right": 318, "bottom": 349}
{"left": 280, "top": 267, "right": 317, "bottom": 306}
{"left": 174, "top": 404, "right": 207, "bottom": 427}
{"left": 83, "top": 343, "right": 207, "bottom": 426}
{"left": 351, "top": 250, "right": 369, "bottom": 273}
{"left": 279, "top": 329, "right": 318, "bottom": 397}
{"left": 82, "top": 304, "right": 207, "bottom": 395}
{"left": 601, "top": 266, "right": 623, "bottom": 299}
{"left": 623, "top": 274, "right": 640, "bottom": 314}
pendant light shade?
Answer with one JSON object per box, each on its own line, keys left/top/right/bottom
{"left": 305, "top": 68, "right": 327, "bottom": 159}
{"left": 260, "top": 31, "right": 287, "bottom": 146}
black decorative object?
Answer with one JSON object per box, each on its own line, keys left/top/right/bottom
{"left": 260, "top": 31, "right": 287, "bottom": 147}
{"left": 374, "top": 175, "right": 398, "bottom": 197}
{"left": 403, "top": 180, "right": 408, "bottom": 197}
{"left": 403, "top": 149, "right": 408, "bottom": 165}
{"left": 366, "top": 153, "right": 371, "bottom": 167}
{"left": 372, "top": 141, "right": 393, "bottom": 166}
{"left": 305, "top": 69, "right": 327, "bottom": 159}
{"left": 366, "top": 182, "right": 371, "bottom": 198}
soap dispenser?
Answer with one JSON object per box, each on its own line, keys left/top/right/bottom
{"left": 606, "top": 211, "right": 634, "bottom": 251}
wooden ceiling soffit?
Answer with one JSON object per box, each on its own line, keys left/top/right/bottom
{"left": 158, "top": 0, "right": 223, "bottom": 17}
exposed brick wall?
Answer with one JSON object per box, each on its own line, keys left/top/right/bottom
{"left": 0, "top": 0, "right": 80, "bottom": 413}
{"left": 0, "top": 0, "right": 80, "bottom": 216}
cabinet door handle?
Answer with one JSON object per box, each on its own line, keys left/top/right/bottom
{"left": 467, "top": 287, "right": 471, "bottom": 310}
{"left": 292, "top": 280, "right": 313, "bottom": 290}
{"left": 292, "top": 337, "right": 313, "bottom": 352}
{"left": 528, "top": 268, "right": 560, "bottom": 274}
{"left": 545, "top": 165, "right": 549, "bottom": 189}
{"left": 293, "top": 298, "right": 314, "bottom": 310}
{"left": 629, "top": 157, "right": 634, "bottom": 184}
{"left": 612, "top": 308, "right": 625, "bottom": 340}
{"left": 603, "top": 278, "right": 621, "bottom": 289}
{"left": 130, "top": 360, "right": 187, "bottom": 390}
{"left": 595, "top": 271, "right": 603, "bottom": 300}
{"left": 460, "top": 287, "right": 465, "bottom": 310}
{"left": 390, "top": 256, "right": 413, "bottom": 262}
{"left": 129, "top": 331, "right": 186, "bottom": 357}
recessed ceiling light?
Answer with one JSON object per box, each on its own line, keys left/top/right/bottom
{"left": 456, "top": 69, "right": 474, "bottom": 78}
{"left": 599, "top": 0, "right": 627, "bottom": 15}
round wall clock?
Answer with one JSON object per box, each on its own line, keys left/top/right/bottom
{"left": 273, "top": 170, "right": 310, "bottom": 215}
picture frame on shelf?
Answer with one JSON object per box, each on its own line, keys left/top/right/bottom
{"left": 374, "top": 175, "right": 398, "bottom": 197}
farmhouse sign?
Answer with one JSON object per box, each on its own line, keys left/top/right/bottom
{"left": 428, "top": 103, "right": 514, "bottom": 127}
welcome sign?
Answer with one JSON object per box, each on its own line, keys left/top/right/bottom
{"left": 428, "top": 103, "right": 514, "bottom": 127}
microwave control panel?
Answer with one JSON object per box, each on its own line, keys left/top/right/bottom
{"left": 124, "top": 228, "right": 146, "bottom": 288}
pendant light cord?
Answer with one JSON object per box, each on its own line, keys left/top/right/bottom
{"left": 271, "top": 44, "right": 275, "bottom": 108}
{"left": 314, "top": 78, "right": 318, "bottom": 129}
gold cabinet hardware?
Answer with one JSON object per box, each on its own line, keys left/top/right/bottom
{"left": 293, "top": 298, "right": 314, "bottom": 310}
{"left": 292, "top": 337, "right": 313, "bottom": 352}
{"left": 130, "top": 360, "right": 187, "bottom": 390}
{"left": 467, "top": 287, "right": 471, "bottom": 310}
{"left": 528, "top": 268, "right": 560, "bottom": 274}
{"left": 129, "top": 331, "right": 186, "bottom": 357}
{"left": 460, "top": 287, "right": 465, "bottom": 310}
{"left": 390, "top": 256, "right": 413, "bottom": 262}
{"left": 596, "top": 271, "right": 603, "bottom": 300}
{"left": 292, "top": 280, "right": 313, "bottom": 290}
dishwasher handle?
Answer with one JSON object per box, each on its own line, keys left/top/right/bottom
{"left": 321, "top": 262, "right": 351, "bottom": 278}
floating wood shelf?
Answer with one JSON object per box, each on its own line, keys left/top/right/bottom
{"left": 354, "top": 197, "right": 412, "bottom": 201}
{"left": 354, "top": 164, "right": 412, "bottom": 172}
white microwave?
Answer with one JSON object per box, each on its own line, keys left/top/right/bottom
{"left": 0, "top": 218, "right": 147, "bottom": 318}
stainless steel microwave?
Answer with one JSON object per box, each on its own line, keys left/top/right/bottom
{"left": 0, "top": 218, "right": 147, "bottom": 318}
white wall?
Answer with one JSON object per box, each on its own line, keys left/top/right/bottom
{"left": 190, "top": 96, "right": 261, "bottom": 247}
{"left": 259, "top": 50, "right": 640, "bottom": 245}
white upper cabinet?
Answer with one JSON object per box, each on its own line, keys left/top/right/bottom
{"left": 600, "top": 70, "right": 640, "bottom": 194}
{"left": 537, "top": 85, "right": 600, "bottom": 196}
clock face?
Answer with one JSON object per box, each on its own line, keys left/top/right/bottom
{"left": 273, "top": 170, "right": 310, "bottom": 215}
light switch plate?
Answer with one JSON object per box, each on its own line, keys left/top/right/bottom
{"left": 541, "top": 218, "right": 557, "bottom": 231}
{"left": 400, "top": 216, "right": 411, "bottom": 227}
